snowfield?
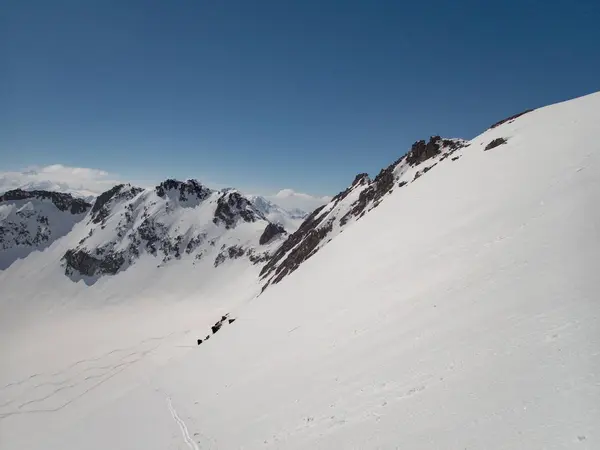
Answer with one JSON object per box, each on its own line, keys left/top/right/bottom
{"left": 1, "top": 92, "right": 599, "bottom": 449}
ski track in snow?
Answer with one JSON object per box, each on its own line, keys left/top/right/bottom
{"left": 0, "top": 331, "right": 188, "bottom": 418}
{"left": 166, "top": 396, "right": 200, "bottom": 450}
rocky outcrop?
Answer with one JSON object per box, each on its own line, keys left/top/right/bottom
{"left": 0, "top": 189, "right": 91, "bottom": 214}
{"left": 406, "top": 136, "right": 463, "bottom": 166}
{"left": 339, "top": 160, "right": 401, "bottom": 226}
{"left": 214, "top": 245, "right": 246, "bottom": 267}
{"left": 63, "top": 248, "right": 126, "bottom": 277}
{"left": 259, "top": 223, "right": 286, "bottom": 245}
{"left": 91, "top": 184, "right": 143, "bottom": 224}
{"left": 213, "top": 191, "right": 265, "bottom": 229}
{"left": 490, "top": 109, "right": 533, "bottom": 129}
{"left": 485, "top": 138, "right": 507, "bottom": 151}
{"left": 155, "top": 179, "right": 212, "bottom": 202}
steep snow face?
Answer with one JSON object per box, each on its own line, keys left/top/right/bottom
{"left": 60, "top": 180, "right": 282, "bottom": 282}
{"left": 1, "top": 92, "right": 599, "bottom": 450}
{"left": 260, "top": 136, "right": 467, "bottom": 289}
{"left": 248, "top": 195, "right": 307, "bottom": 232}
{"left": 0, "top": 190, "right": 91, "bottom": 270}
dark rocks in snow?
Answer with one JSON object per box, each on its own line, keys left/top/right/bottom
{"left": 259, "top": 222, "right": 286, "bottom": 245}
{"left": 213, "top": 191, "right": 264, "bottom": 229}
{"left": 422, "top": 164, "right": 436, "bottom": 174}
{"left": 155, "top": 179, "right": 212, "bottom": 202}
{"left": 398, "top": 181, "right": 408, "bottom": 188}
{"left": 0, "top": 189, "right": 91, "bottom": 215}
{"left": 260, "top": 204, "right": 327, "bottom": 281}
{"left": 351, "top": 173, "right": 371, "bottom": 187}
{"left": 185, "top": 233, "right": 206, "bottom": 254}
{"left": 407, "top": 136, "right": 442, "bottom": 166}
{"left": 197, "top": 339, "right": 203, "bottom": 345}
{"left": 406, "top": 136, "right": 466, "bottom": 167}
{"left": 63, "top": 248, "right": 126, "bottom": 276}
{"left": 451, "top": 156, "right": 461, "bottom": 161}
{"left": 262, "top": 218, "right": 334, "bottom": 286}
{"left": 339, "top": 158, "right": 401, "bottom": 227}
{"left": 211, "top": 321, "right": 223, "bottom": 334}
{"left": 490, "top": 109, "right": 534, "bottom": 129}
{"left": 91, "top": 185, "right": 142, "bottom": 224}
{"left": 485, "top": 138, "right": 508, "bottom": 151}
{"left": 330, "top": 173, "right": 371, "bottom": 207}
{"left": 208, "top": 314, "right": 233, "bottom": 336}
{"left": 246, "top": 248, "right": 270, "bottom": 265}
{"left": 214, "top": 245, "right": 246, "bottom": 267}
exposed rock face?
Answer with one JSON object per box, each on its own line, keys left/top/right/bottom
{"left": 259, "top": 222, "right": 286, "bottom": 245}
{"left": 406, "top": 136, "right": 463, "bottom": 166}
{"left": 0, "top": 190, "right": 92, "bottom": 270}
{"left": 214, "top": 245, "right": 246, "bottom": 267}
{"left": 0, "top": 189, "right": 91, "bottom": 214}
{"left": 155, "top": 179, "right": 212, "bottom": 202}
{"left": 260, "top": 136, "right": 468, "bottom": 291}
{"left": 490, "top": 109, "right": 534, "bottom": 129}
{"left": 260, "top": 205, "right": 326, "bottom": 281}
{"left": 213, "top": 192, "right": 265, "bottom": 229}
{"left": 91, "top": 184, "right": 143, "bottom": 224}
{"left": 63, "top": 248, "right": 125, "bottom": 277}
{"left": 485, "top": 137, "right": 508, "bottom": 151}
{"left": 339, "top": 161, "right": 400, "bottom": 226}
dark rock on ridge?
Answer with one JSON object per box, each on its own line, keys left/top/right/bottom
{"left": 259, "top": 222, "right": 286, "bottom": 245}
{"left": 0, "top": 189, "right": 91, "bottom": 215}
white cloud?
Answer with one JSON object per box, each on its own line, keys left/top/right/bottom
{"left": 0, "top": 164, "right": 123, "bottom": 198}
{"left": 264, "top": 189, "right": 331, "bottom": 213}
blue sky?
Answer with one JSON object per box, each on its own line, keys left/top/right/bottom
{"left": 2, "top": 0, "right": 599, "bottom": 196}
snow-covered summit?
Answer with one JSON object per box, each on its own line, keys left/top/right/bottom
{"left": 61, "top": 179, "right": 285, "bottom": 282}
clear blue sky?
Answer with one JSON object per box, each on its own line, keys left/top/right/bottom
{"left": 2, "top": 0, "right": 599, "bottom": 195}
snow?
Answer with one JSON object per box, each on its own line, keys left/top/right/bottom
{"left": 0, "top": 196, "right": 88, "bottom": 270}
{"left": 1, "top": 92, "right": 599, "bottom": 449}
{"left": 248, "top": 195, "right": 307, "bottom": 232}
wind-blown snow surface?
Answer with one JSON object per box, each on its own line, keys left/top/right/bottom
{"left": 2, "top": 92, "right": 600, "bottom": 449}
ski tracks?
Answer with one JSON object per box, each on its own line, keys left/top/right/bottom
{"left": 166, "top": 396, "right": 200, "bottom": 450}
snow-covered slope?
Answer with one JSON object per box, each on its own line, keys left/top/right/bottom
{"left": 260, "top": 136, "right": 467, "bottom": 289}
{"left": 1, "top": 92, "right": 599, "bottom": 449}
{"left": 0, "top": 189, "right": 91, "bottom": 270}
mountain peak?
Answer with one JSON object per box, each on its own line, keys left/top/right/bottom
{"left": 155, "top": 178, "right": 213, "bottom": 202}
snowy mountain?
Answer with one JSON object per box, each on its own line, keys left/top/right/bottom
{"left": 1, "top": 92, "right": 599, "bottom": 449}
{"left": 248, "top": 194, "right": 307, "bottom": 232}
{"left": 260, "top": 136, "right": 467, "bottom": 289}
{"left": 65, "top": 179, "right": 293, "bottom": 284}
{"left": 0, "top": 189, "right": 91, "bottom": 270}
